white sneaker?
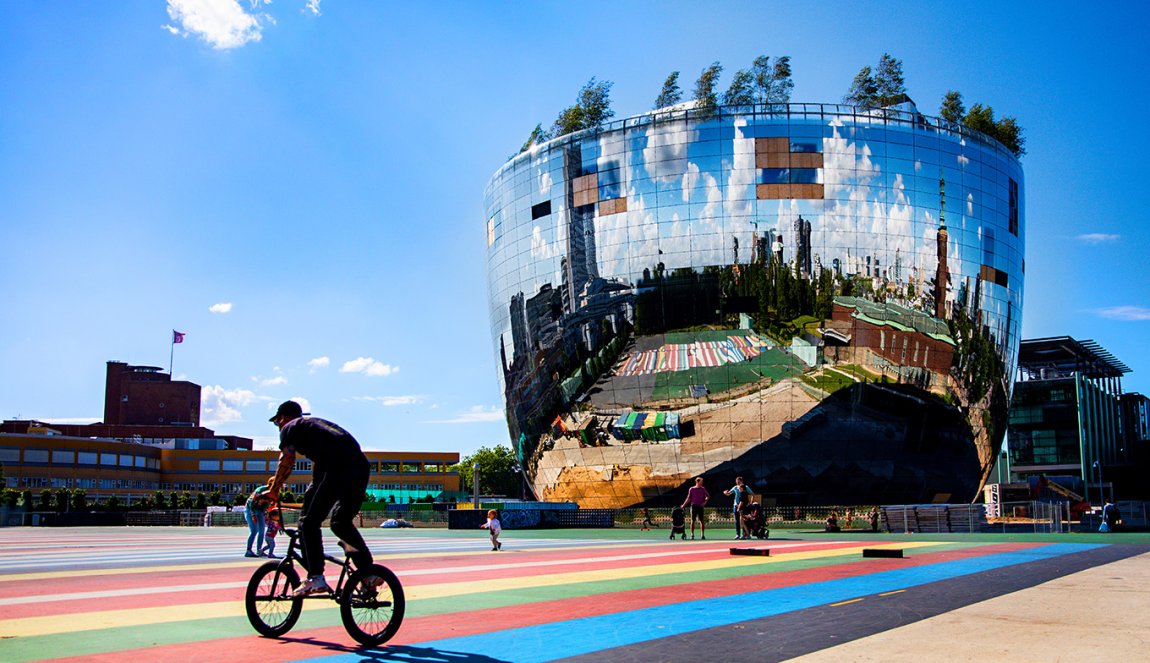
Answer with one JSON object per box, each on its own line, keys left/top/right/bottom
{"left": 292, "top": 575, "right": 331, "bottom": 597}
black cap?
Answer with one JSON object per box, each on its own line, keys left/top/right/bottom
{"left": 270, "top": 400, "right": 303, "bottom": 422}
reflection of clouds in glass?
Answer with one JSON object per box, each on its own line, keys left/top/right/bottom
{"left": 683, "top": 162, "right": 699, "bottom": 202}
{"left": 531, "top": 225, "right": 556, "bottom": 259}
{"left": 641, "top": 119, "right": 688, "bottom": 182}
{"left": 958, "top": 154, "right": 970, "bottom": 167}
{"left": 539, "top": 170, "right": 552, "bottom": 195}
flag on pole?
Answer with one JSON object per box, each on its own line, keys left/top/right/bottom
{"left": 173, "top": 330, "right": 185, "bottom": 344}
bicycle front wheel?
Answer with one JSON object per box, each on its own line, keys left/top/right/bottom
{"left": 339, "top": 564, "right": 405, "bottom": 646}
{"left": 245, "top": 561, "right": 303, "bottom": 637}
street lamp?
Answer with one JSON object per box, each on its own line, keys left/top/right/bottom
{"left": 1093, "top": 460, "right": 1104, "bottom": 502}
{"left": 472, "top": 463, "right": 480, "bottom": 509}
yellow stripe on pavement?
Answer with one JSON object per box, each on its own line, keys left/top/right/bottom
{"left": 0, "top": 541, "right": 942, "bottom": 638}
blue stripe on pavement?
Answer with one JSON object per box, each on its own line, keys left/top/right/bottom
{"left": 295, "top": 543, "right": 1103, "bottom": 663}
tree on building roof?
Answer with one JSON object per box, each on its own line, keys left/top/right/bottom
{"left": 654, "top": 70, "right": 682, "bottom": 110}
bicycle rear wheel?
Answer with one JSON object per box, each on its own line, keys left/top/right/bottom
{"left": 339, "top": 564, "right": 404, "bottom": 646}
{"left": 245, "top": 561, "right": 303, "bottom": 637}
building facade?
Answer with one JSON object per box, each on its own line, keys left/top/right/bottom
{"left": 0, "top": 431, "right": 460, "bottom": 504}
{"left": 485, "top": 101, "right": 1025, "bottom": 507}
{"left": 1007, "top": 337, "right": 1130, "bottom": 502}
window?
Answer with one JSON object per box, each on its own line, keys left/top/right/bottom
{"left": 402, "top": 462, "right": 421, "bottom": 474}
{"left": 221, "top": 460, "right": 243, "bottom": 472}
{"left": 78, "top": 452, "right": 98, "bottom": 465}
{"left": 530, "top": 200, "right": 551, "bottom": 219}
{"left": 293, "top": 459, "right": 313, "bottom": 472}
{"left": 1008, "top": 177, "right": 1019, "bottom": 236}
{"left": 119, "top": 455, "right": 133, "bottom": 467}
{"left": 0, "top": 448, "right": 19, "bottom": 463}
{"left": 24, "top": 449, "right": 49, "bottom": 463}
{"left": 135, "top": 456, "right": 147, "bottom": 468}
{"left": 100, "top": 453, "right": 117, "bottom": 466}
{"left": 198, "top": 459, "right": 219, "bottom": 472}
{"left": 379, "top": 461, "right": 400, "bottom": 474}
{"left": 52, "top": 450, "right": 76, "bottom": 464}
{"left": 246, "top": 460, "right": 268, "bottom": 473}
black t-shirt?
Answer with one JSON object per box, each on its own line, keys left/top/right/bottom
{"left": 279, "top": 417, "right": 368, "bottom": 475}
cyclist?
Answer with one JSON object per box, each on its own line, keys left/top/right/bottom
{"left": 267, "top": 400, "right": 374, "bottom": 596}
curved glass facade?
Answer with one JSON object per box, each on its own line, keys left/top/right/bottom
{"left": 485, "top": 103, "right": 1024, "bottom": 507}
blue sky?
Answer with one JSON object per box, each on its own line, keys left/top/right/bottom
{"left": 2, "top": 2, "right": 1148, "bottom": 454}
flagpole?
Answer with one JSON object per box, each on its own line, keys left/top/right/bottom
{"left": 170, "top": 332, "right": 175, "bottom": 376}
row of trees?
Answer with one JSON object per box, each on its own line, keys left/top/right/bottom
{"left": 519, "top": 55, "right": 795, "bottom": 153}
{"left": 519, "top": 53, "right": 1023, "bottom": 158}
{"left": 845, "top": 53, "right": 1025, "bottom": 157}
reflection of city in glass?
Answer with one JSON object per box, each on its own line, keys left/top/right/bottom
{"left": 485, "top": 102, "right": 1024, "bottom": 508}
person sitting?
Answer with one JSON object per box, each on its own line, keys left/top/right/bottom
{"left": 825, "top": 511, "right": 841, "bottom": 533}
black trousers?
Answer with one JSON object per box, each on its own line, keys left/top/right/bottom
{"left": 298, "top": 466, "right": 371, "bottom": 576}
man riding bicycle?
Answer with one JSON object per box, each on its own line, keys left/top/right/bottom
{"left": 267, "top": 400, "right": 374, "bottom": 596}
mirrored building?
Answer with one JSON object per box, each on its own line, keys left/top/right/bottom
{"left": 484, "top": 101, "right": 1024, "bottom": 507}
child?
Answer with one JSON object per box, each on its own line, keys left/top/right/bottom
{"left": 480, "top": 509, "right": 502, "bottom": 551}
{"left": 261, "top": 505, "right": 283, "bottom": 558}
{"left": 640, "top": 507, "right": 657, "bottom": 531}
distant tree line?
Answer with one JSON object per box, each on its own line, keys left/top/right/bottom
{"left": 518, "top": 53, "right": 1023, "bottom": 158}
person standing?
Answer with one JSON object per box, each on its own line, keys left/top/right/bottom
{"left": 481, "top": 509, "right": 503, "bottom": 550}
{"left": 1101, "top": 499, "right": 1121, "bottom": 533}
{"left": 244, "top": 484, "right": 271, "bottom": 557}
{"left": 681, "top": 477, "right": 710, "bottom": 540}
{"left": 267, "top": 400, "right": 374, "bottom": 596}
{"left": 723, "top": 476, "right": 753, "bottom": 539}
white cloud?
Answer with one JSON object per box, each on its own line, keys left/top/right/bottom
{"left": 260, "top": 375, "right": 288, "bottom": 386}
{"left": 308, "top": 356, "right": 330, "bottom": 371}
{"left": 1077, "top": 233, "right": 1120, "bottom": 244}
{"left": 425, "top": 406, "right": 504, "bottom": 424}
{"left": 304, "top": 0, "right": 322, "bottom": 16}
{"left": 201, "top": 384, "right": 259, "bottom": 425}
{"left": 340, "top": 357, "right": 398, "bottom": 377}
{"left": 164, "top": 0, "right": 266, "bottom": 50}
{"left": 1096, "top": 306, "right": 1150, "bottom": 321}
{"left": 355, "top": 395, "right": 424, "bottom": 407}
{"left": 209, "top": 302, "right": 233, "bottom": 314}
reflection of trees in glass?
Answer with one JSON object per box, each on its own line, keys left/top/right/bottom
{"left": 654, "top": 71, "right": 682, "bottom": 110}
{"left": 634, "top": 251, "right": 835, "bottom": 340}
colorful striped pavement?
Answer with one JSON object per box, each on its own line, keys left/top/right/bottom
{"left": 0, "top": 526, "right": 1146, "bottom": 662}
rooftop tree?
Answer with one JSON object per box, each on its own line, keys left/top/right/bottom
{"left": 874, "top": 53, "right": 906, "bottom": 106}
{"left": 551, "top": 77, "right": 616, "bottom": 137}
{"left": 723, "top": 68, "right": 755, "bottom": 107}
{"left": 694, "top": 61, "right": 723, "bottom": 114}
{"left": 939, "top": 90, "right": 965, "bottom": 123}
{"left": 843, "top": 65, "right": 877, "bottom": 107}
{"left": 654, "top": 71, "right": 682, "bottom": 109}
{"left": 770, "top": 55, "right": 794, "bottom": 104}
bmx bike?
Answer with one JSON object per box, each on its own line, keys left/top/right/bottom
{"left": 244, "top": 516, "right": 405, "bottom": 646}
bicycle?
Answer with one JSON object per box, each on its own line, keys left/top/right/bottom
{"left": 244, "top": 508, "right": 405, "bottom": 646}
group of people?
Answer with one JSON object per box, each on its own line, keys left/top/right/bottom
{"left": 671, "top": 475, "right": 760, "bottom": 540}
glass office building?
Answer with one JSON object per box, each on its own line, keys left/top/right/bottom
{"left": 485, "top": 101, "right": 1024, "bottom": 507}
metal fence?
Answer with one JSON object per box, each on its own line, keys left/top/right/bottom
{"left": 5, "top": 502, "right": 1149, "bottom": 532}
